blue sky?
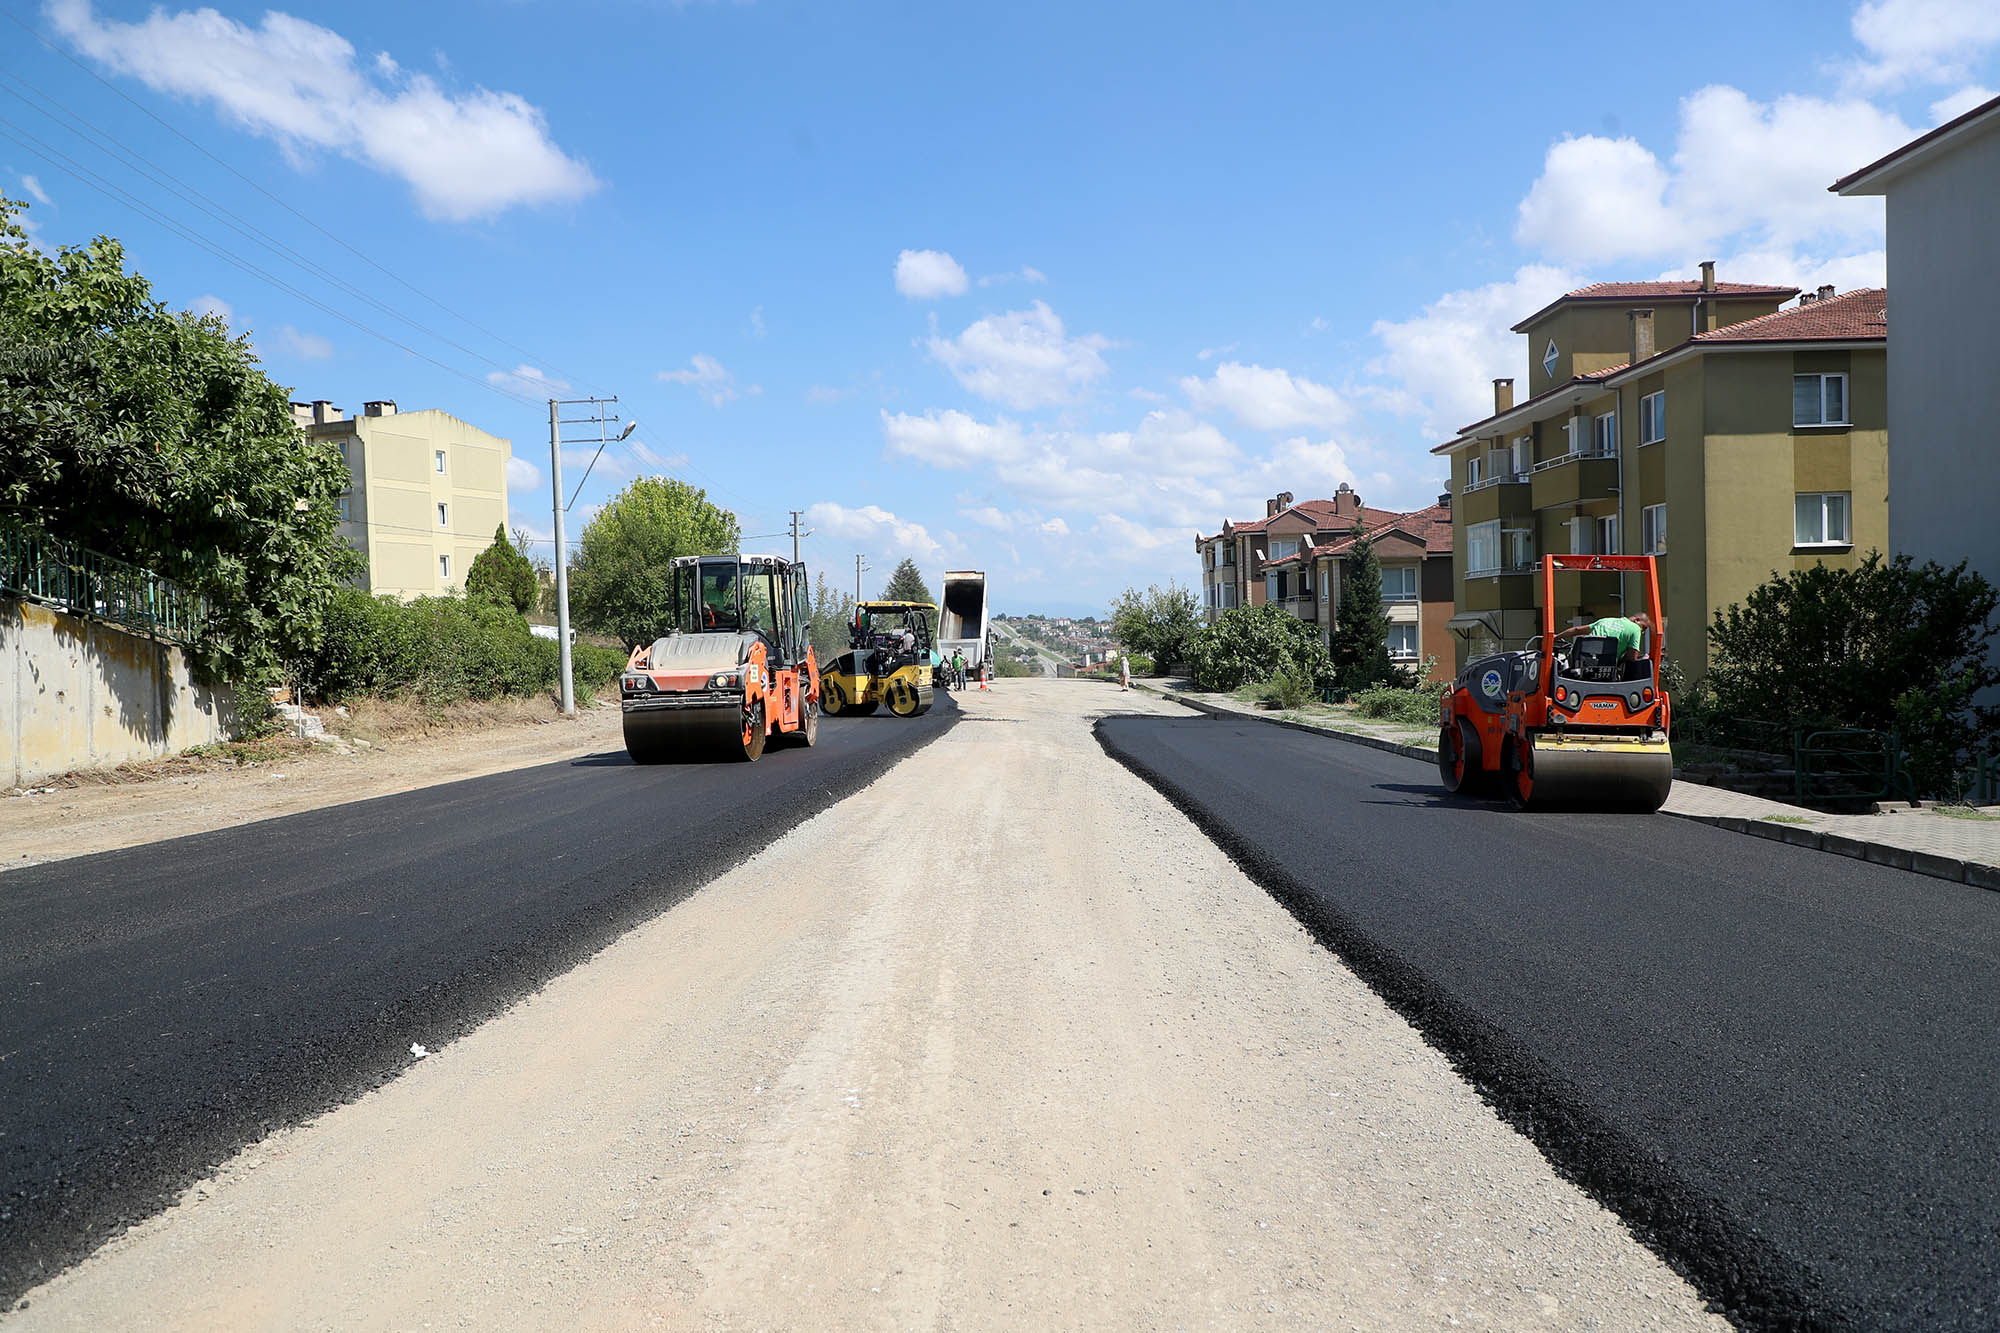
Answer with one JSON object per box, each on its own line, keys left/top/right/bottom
{"left": 7, "top": 0, "right": 1996, "bottom": 615}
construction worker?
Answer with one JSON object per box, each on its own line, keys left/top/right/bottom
{"left": 1551, "top": 611, "right": 1654, "bottom": 667}
{"left": 951, "top": 648, "right": 967, "bottom": 689}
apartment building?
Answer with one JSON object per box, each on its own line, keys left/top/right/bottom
{"left": 1433, "top": 266, "right": 1888, "bottom": 674}
{"left": 297, "top": 400, "right": 514, "bottom": 599}
{"left": 1195, "top": 485, "right": 1456, "bottom": 682}
{"left": 1835, "top": 92, "right": 2000, "bottom": 692}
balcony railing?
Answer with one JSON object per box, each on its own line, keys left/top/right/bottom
{"left": 1532, "top": 446, "right": 1616, "bottom": 472}
{"left": 1, "top": 522, "right": 210, "bottom": 644}
{"left": 1464, "top": 559, "right": 1538, "bottom": 578}
{"left": 1463, "top": 471, "right": 1529, "bottom": 493}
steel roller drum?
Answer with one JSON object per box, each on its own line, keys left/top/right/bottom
{"left": 623, "top": 704, "right": 748, "bottom": 761}
{"left": 1518, "top": 733, "right": 1673, "bottom": 811}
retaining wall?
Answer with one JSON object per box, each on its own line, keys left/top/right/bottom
{"left": 1, "top": 597, "right": 232, "bottom": 787}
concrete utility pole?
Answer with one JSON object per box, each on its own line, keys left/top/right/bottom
{"left": 548, "top": 396, "right": 634, "bottom": 716}
{"left": 789, "top": 510, "right": 813, "bottom": 564}
{"left": 855, "top": 553, "right": 871, "bottom": 603}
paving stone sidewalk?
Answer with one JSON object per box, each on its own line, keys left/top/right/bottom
{"left": 1129, "top": 679, "right": 2000, "bottom": 888}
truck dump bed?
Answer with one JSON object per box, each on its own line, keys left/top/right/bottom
{"left": 937, "top": 571, "right": 988, "bottom": 668}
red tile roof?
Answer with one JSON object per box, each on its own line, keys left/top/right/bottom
{"left": 1511, "top": 280, "right": 1799, "bottom": 331}
{"left": 1689, "top": 287, "right": 1887, "bottom": 342}
{"left": 1319, "top": 501, "right": 1454, "bottom": 557}
{"left": 1224, "top": 498, "right": 1400, "bottom": 536}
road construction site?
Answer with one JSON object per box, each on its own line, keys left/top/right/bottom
{"left": 5, "top": 680, "right": 1994, "bottom": 1329}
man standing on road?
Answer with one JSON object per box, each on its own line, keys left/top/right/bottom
{"left": 1119, "top": 653, "right": 1130, "bottom": 691}
{"left": 952, "top": 648, "right": 967, "bottom": 689}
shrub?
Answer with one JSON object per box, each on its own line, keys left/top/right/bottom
{"left": 571, "top": 641, "right": 628, "bottom": 696}
{"left": 1351, "top": 684, "right": 1443, "bottom": 727}
{"left": 1244, "top": 666, "right": 1315, "bottom": 710}
{"left": 293, "top": 588, "right": 564, "bottom": 706}
{"left": 1110, "top": 582, "right": 1201, "bottom": 672}
{"left": 1189, "top": 603, "right": 1334, "bottom": 693}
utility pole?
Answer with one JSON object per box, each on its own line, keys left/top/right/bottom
{"left": 855, "top": 553, "right": 870, "bottom": 603}
{"left": 788, "top": 509, "right": 813, "bottom": 564}
{"left": 548, "top": 396, "right": 634, "bottom": 715}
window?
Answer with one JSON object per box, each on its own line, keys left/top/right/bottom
{"left": 1487, "top": 446, "right": 1510, "bottom": 481}
{"left": 1512, "top": 435, "right": 1532, "bottom": 476}
{"left": 1639, "top": 391, "right": 1666, "bottom": 444}
{"left": 1795, "top": 492, "right": 1851, "bottom": 546}
{"left": 1388, "top": 624, "right": 1418, "bottom": 659}
{"left": 436, "top": 502, "right": 449, "bottom": 529}
{"left": 1642, "top": 504, "right": 1666, "bottom": 556}
{"left": 1467, "top": 520, "right": 1500, "bottom": 574}
{"left": 1504, "top": 527, "right": 1534, "bottom": 571}
{"left": 434, "top": 449, "right": 448, "bottom": 474}
{"left": 1382, "top": 566, "right": 1418, "bottom": 601}
{"left": 1465, "top": 453, "right": 1485, "bottom": 488}
{"left": 1568, "top": 517, "right": 1592, "bottom": 555}
{"left": 1793, "top": 373, "right": 1849, "bottom": 426}
{"left": 335, "top": 497, "right": 350, "bottom": 521}
{"left": 1270, "top": 537, "right": 1299, "bottom": 560}
{"left": 1594, "top": 411, "right": 1617, "bottom": 454}
{"left": 1564, "top": 417, "right": 1584, "bottom": 456}
{"left": 439, "top": 554, "right": 451, "bottom": 580}
{"left": 1596, "top": 515, "right": 1618, "bottom": 554}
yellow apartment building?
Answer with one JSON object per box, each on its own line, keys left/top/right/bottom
{"left": 296, "top": 400, "right": 514, "bottom": 599}
{"left": 1434, "top": 266, "right": 1888, "bottom": 676}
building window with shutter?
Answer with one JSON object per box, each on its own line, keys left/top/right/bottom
{"left": 1793, "top": 374, "right": 1849, "bottom": 427}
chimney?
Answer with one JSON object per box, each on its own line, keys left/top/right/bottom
{"left": 1277, "top": 490, "right": 1293, "bottom": 510}
{"left": 1438, "top": 491, "right": 1453, "bottom": 510}
{"left": 1628, "top": 308, "right": 1656, "bottom": 365}
{"left": 1699, "top": 260, "right": 1716, "bottom": 292}
{"left": 1332, "top": 481, "right": 1360, "bottom": 519}
{"left": 1817, "top": 284, "right": 1835, "bottom": 302}
{"left": 311, "top": 400, "right": 341, "bottom": 425}
{"left": 1493, "top": 378, "right": 1514, "bottom": 413}
{"left": 363, "top": 399, "right": 397, "bottom": 417}
{"left": 1266, "top": 497, "right": 1280, "bottom": 517}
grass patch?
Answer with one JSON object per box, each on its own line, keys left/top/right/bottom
{"left": 1760, "top": 814, "right": 1814, "bottom": 825}
{"left": 1932, "top": 804, "right": 1998, "bottom": 821}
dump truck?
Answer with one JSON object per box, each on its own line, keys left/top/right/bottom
{"left": 618, "top": 553, "right": 818, "bottom": 762}
{"left": 936, "top": 571, "right": 989, "bottom": 677}
{"left": 821, "top": 600, "right": 936, "bottom": 717}
{"left": 1437, "top": 554, "right": 1673, "bottom": 811}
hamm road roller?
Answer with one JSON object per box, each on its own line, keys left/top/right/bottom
{"left": 820, "top": 600, "right": 936, "bottom": 718}
{"left": 1438, "top": 554, "right": 1673, "bottom": 811}
{"left": 619, "top": 553, "right": 819, "bottom": 762}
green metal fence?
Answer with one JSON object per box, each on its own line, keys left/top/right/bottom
{"left": 0, "top": 523, "right": 209, "bottom": 644}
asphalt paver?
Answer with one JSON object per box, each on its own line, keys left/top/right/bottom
{"left": 0, "top": 700, "right": 956, "bottom": 1305}
{"left": 1097, "top": 712, "right": 2000, "bottom": 1331}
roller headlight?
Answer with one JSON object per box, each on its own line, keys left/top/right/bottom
{"left": 709, "top": 671, "right": 742, "bottom": 690}
{"left": 1629, "top": 692, "right": 1643, "bottom": 708}
{"left": 622, "top": 674, "right": 652, "bottom": 693}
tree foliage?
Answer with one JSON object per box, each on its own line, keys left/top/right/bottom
{"left": 1705, "top": 553, "right": 2000, "bottom": 797}
{"left": 807, "top": 571, "right": 857, "bottom": 663}
{"left": 0, "top": 197, "right": 354, "bottom": 681}
{"left": 566, "top": 476, "right": 739, "bottom": 647}
{"left": 466, "top": 524, "right": 537, "bottom": 613}
{"left": 1188, "top": 603, "right": 1334, "bottom": 694}
{"left": 1109, "top": 581, "right": 1200, "bottom": 673}
{"left": 1328, "top": 529, "right": 1399, "bottom": 690}
{"left": 880, "top": 557, "right": 934, "bottom": 607}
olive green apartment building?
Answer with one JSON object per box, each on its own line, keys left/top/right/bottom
{"left": 1433, "top": 264, "right": 1888, "bottom": 675}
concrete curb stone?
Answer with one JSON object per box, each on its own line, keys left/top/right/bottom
{"left": 1131, "top": 680, "right": 1994, "bottom": 894}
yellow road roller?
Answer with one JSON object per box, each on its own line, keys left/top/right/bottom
{"left": 819, "top": 600, "right": 936, "bottom": 718}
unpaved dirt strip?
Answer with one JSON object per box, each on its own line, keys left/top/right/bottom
{"left": 6, "top": 681, "right": 1720, "bottom": 1330}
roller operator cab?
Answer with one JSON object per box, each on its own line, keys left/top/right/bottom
{"left": 1439, "top": 554, "right": 1674, "bottom": 812}
{"left": 820, "top": 601, "right": 936, "bottom": 718}
{"left": 618, "top": 554, "right": 819, "bottom": 763}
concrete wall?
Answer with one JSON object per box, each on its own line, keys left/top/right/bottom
{"left": 1, "top": 598, "right": 231, "bottom": 787}
{"left": 1882, "top": 124, "right": 2000, "bottom": 652}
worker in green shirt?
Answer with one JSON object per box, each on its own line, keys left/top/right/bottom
{"left": 1552, "top": 611, "right": 1653, "bottom": 663}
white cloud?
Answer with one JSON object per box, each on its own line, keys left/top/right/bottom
{"left": 748, "top": 305, "right": 765, "bottom": 338}
{"left": 882, "top": 408, "right": 1029, "bottom": 467}
{"left": 1932, "top": 84, "right": 1997, "bottom": 122}
{"left": 977, "top": 265, "right": 1048, "bottom": 287}
{"left": 48, "top": 0, "right": 598, "bottom": 221}
{"left": 1040, "top": 517, "right": 1069, "bottom": 536}
{"left": 925, "top": 301, "right": 1111, "bottom": 409}
{"left": 1515, "top": 88, "right": 1909, "bottom": 267}
{"left": 1258, "top": 436, "right": 1361, "bottom": 496}
{"left": 1093, "top": 513, "right": 1183, "bottom": 552}
{"left": 805, "top": 501, "right": 942, "bottom": 560}
{"left": 961, "top": 506, "right": 1013, "bottom": 530}
{"left": 1367, "top": 264, "right": 1579, "bottom": 439}
{"left": 487, "top": 363, "right": 570, "bottom": 395}
{"left": 1844, "top": 0, "right": 2000, "bottom": 92}
{"left": 894, "top": 249, "right": 968, "bottom": 299}
{"left": 505, "top": 455, "right": 541, "bottom": 494}
{"left": 1179, "top": 361, "right": 1349, "bottom": 432}
{"left": 1304, "top": 315, "right": 1330, "bottom": 335}
{"left": 805, "top": 384, "right": 853, "bottom": 405}
{"left": 274, "top": 324, "right": 333, "bottom": 360}
{"left": 657, "top": 353, "right": 738, "bottom": 407}
{"left": 1195, "top": 343, "right": 1236, "bottom": 361}
{"left": 189, "top": 294, "right": 233, "bottom": 324}
{"left": 18, "top": 174, "right": 51, "bottom": 206}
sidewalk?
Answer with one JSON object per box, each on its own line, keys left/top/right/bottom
{"left": 1132, "top": 680, "right": 2000, "bottom": 891}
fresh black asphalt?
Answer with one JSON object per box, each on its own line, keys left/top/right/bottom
{"left": 0, "top": 699, "right": 956, "bottom": 1306}
{"left": 1098, "top": 713, "right": 2000, "bottom": 1332}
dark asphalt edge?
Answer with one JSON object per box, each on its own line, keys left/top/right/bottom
{"left": 3, "top": 703, "right": 959, "bottom": 1311}
{"left": 1140, "top": 683, "right": 2000, "bottom": 895}
{"left": 1093, "top": 715, "right": 1836, "bottom": 1332}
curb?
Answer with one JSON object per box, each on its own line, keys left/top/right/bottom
{"left": 1133, "top": 682, "right": 1999, "bottom": 893}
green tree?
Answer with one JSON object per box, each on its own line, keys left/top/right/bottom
{"left": 466, "top": 524, "right": 537, "bottom": 613}
{"left": 880, "top": 557, "right": 934, "bottom": 606}
{"left": 1188, "top": 603, "right": 1334, "bottom": 694}
{"left": 1706, "top": 553, "right": 1999, "bottom": 797}
{"left": 1109, "top": 581, "right": 1201, "bottom": 674}
{"left": 1328, "top": 527, "right": 1399, "bottom": 690}
{"left": 0, "top": 197, "right": 354, "bottom": 681}
{"left": 807, "top": 571, "right": 857, "bottom": 663}
{"left": 566, "top": 476, "right": 739, "bottom": 647}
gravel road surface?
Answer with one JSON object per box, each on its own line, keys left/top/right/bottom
{"left": 6, "top": 682, "right": 1718, "bottom": 1330}
{"left": 1098, "top": 711, "right": 2000, "bottom": 1330}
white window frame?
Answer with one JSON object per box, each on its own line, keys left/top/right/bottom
{"left": 1642, "top": 504, "right": 1666, "bottom": 556}
{"left": 336, "top": 496, "right": 350, "bottom": 522}
{"left": 1511, "top": 435, "right": 1532, "bottom": 477}
{"left": 1381, "top": 565, "right": 1418, "bottom": 602}
{"left": 1564, "top": 418, "right": 1583, "bottom": 456}
{"left": 436, "top": 502, "right": 449, "bottom": 529}
{"left": 1793, "top": 373, "right": 1850, "bottom": 427}
{"left": 1596, "top": 515, "right": 1618, "bottom": 555}
{"left": 1795, "top": 492, "right": 1852, "bottom": 547}
{"left": 1567, "top": 516, "right": 1592, "bottom": 555}
{"left": 1466, "top": 453, "right": 1485, "bottom": 488}
{"left": 1639, "top": 391, "right": 1666, "bottom": 444}
{"left": 439, "top": 553, "right": 451, "bottom": 580}
{"left": 1387, "top": 624, "right": 1419, "bottom": 660}
{"left": 1467, "top": 520, "right": 1501, "bottom": 575}
{"left": 1594, "top": 411, "right": 1618, "bottom": 455}
{"left": 1503, "top": 526, "right": 1535, "bottom": 571}
{"left": 1269, "top": 536, "right": 1299, "bottom": 560}
{"left": 434, "top": 449, "right": 448, "bottom": 474}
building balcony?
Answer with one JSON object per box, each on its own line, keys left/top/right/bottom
{"left": 1281, "top": 594, "right": 1318, "bottom": 623}
{"left": 1537, "top": 569, "right": 1625, "bottom": 610}
{"left": 1457, "top": 477, "right": 1532, "bottom": 526}
{"left": 1459, "top": 569, "right": 1537, "bottom": 612}
{"left": 1530, "top": 452, "right": 1619, "bottom": 510}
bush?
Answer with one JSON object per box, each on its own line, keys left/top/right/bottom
{"left": 1351, "top": 684, "right": 1444, "bottom": 727}
{"left": 1110, "top": 582, "right": 1201, "bottom": 672}
{"left": 294, "top": 588, "right": 572, "bottom": 706}
{"left": 1189, "top": 603, "right": 1334, "bottom": 694}
{"left": 1241, "top": 666, "right": 1315, "bottom": 710}
{"left": 571, "top": 641, "right": 627, "bottom": 695}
